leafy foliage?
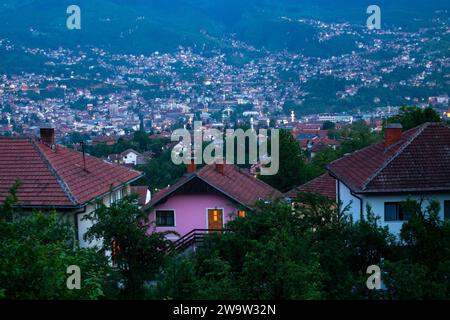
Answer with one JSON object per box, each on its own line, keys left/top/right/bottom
{"left": 84, "top": 195, "right": 175, "bottom": 298}
{"left": 152, "top": 195, "right": 394, "bottom": 300}
{"left": 383, "top": 199, "right": 450, "bottom": 299}
{"left": 259, "top": 129, "right": 310, "bottom": 192}
{"left": 138, "top": 148, "right": 187, "bottom": 193}
{"left": 88, "top": 131, "right": 169, "bottom": 159}
{"left": 0, "top": 183, "right": 118, "bottom": 299}
{"left": 387, "top": 106, "right": 441, "bottom": 130}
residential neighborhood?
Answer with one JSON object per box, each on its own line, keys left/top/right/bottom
{"left": 144, "top": 162, "right": 282, "bottom": 244}
{"left": 2, "top": 118, "right": 449, "bottom": 244}
{"left": 327, "top": 122, "right": 450, "bottom": 236}
{"left": 0, "top": 126, "right": 144, "bottom": 247}
{"left": 1, "top": 0, "right": 450, "bottom": 308}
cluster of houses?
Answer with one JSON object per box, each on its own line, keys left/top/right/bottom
{"left": 107, "top": 149, "right": 153, "bottom": 167}
{"left": 0, "top": 122, "right": 449, "bottom": 249}
{"left": 293, "top": 123, "right": 341, "bottom": 159}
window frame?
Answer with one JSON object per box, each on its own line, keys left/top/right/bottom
{"left": 155, "top": 209, "right": 176, "bottom": 227}
{"left": 238, "top": 210, "right": 246, "bottom": 218}
{"left": 444, "top": 200, "right": 450, "bottom": 220}
{"left": 111, "top": 188, "right": 124, "bottom": 204}
{"left": 384, "top": 202, "right": 410, "bottom": 222}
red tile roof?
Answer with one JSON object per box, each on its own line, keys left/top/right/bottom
{"left": 143, "top": 164, "right": 283, "bottom": 210}
{"left": 285, "top": 173, "right": 336, "bottom": 200}
{"left": 131, "top": 186, "right": 150, "bottom": 206}
{"left": 0, "top": 138, "right": 143, "bottom": 207}
{"left": 327, "top": 122, "right": 450, "bottom": 193}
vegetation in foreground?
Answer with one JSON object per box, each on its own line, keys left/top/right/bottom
{"left": 2, "top": 183, "right": 450, "bottom": 300}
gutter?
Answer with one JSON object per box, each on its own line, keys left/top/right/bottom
{"left": 350, "top": 190, "right": 364, "bottom": 219}
{"left": 328, "top": 171, "right": 364, "bottom": 218}
{"left": 13, "top": 173, "right": 145, "bottom": 210}
{"left": 73, "top": 206, "right": 87, "bottom": 242}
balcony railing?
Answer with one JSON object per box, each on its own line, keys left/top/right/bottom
{"left": 173, "top": 228, "right": 228, "bottom": 252}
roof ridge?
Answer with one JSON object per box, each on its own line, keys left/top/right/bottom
{"left": 62, "top": 143, "right": 143, "bottom": 175}
{"left": 287, "top": 173, "right": 329, "bottom": 194}
{"left": 201, "top": 163, "right": 282, "bottom": 194}
{"left": 121, "top": 148, "right": 143, "bottom": 156}
{"left": 31, "top": 140, "right": 79, "bottom": 205}
{"left": 361, "top": 122, "right": 430, "bottom": 191}
{"left": 235, "top": 165, "right": 283, "bottom": 192}
{"left": 195, "top": 174, "right": 254, "bottom": 209}
{"left": 326, "top": 136, "right": 384, "bottom": 169}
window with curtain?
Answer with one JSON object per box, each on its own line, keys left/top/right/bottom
{"left": 156, "top": 210, "right": 175, "bottom": 227}
{"left": 384, "top": 202, "right": 413, "bottom": 221}
{"left": 384, "top": 202, "right": 402, "bottom": 221}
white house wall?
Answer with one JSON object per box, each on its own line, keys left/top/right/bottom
{"left": 77, "top": 185, "right": 131, "bottom": 248}
{"left": 123, "top": 152, "right": 138, "bottom": 165}
{"left": 362, "top": 193, "right": 450, "bottom": 237}
{"left": 338, "top": 178, "right": 450, "bottom": 237}
{"left": 338, "top": 181, "right": 362, "bottom": 222}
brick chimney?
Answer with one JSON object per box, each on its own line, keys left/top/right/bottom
{"left": 186, "top": 159, "right": 196, "bottom": 173}
{"left": 215, "top": 162, "right": 225, "bottom": 175}
{"left": 40, "top": 124, "right": 55, "bottom": 146}
{"left": 384, "top": 123, "right": 402, "bottom": 147}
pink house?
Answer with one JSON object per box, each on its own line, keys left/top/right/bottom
{"left": 143, "top": 163, "right": 282, "bottom": 245}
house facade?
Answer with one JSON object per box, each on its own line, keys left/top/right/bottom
{"left": 327, "top": 123, "right": 450, "bottom": 236}
{"left": 0, "top": 126, "right": 143, "bottom": 247}
{"left": 107, "top": 148, "right": 152, "bottom": 166}
{"left": 121, "top": 149, "right": 142, "bottom": 165}
{"left": 143, "top": 163, "right": 282, "bottom": 241}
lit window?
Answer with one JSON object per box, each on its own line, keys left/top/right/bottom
{"left": 111, "top": 239, "right": 121, "bottom": 264}
{"left": 213, "top": 210, "right": 218, "bottom": 222}
{"left": 238, "top": 210, "right": 246, "bottom": 218}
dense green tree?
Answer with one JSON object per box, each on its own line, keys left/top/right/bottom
{"left": 322, "top": 121, "right": 336, "bottom": 130}
{"left": 87, "top": 131, "right": 169, "bottom": 158}
{"left": 0, "top": 182, "right": 118, "bottom": 299}
{"left": 387, "top": 106, "right": 441, "bottom": 130}
{"left": 259, "top": 129, "right": 310, "bottom": 192}
{"left": 153, "top": 194, "right": 393, "bottom": 300}
{"left": 306, "top": 147, "right": 341, "bottom": 177}
{"left": 84, "top": 196, "right": 175, "bottom": 298}
{"left": 138, "top": 148, "right": 186, "bottom": 192}
{"left": 339, "top": 120, "right": 383, "bottom": 154}
{"left": 383, "top": 199, "right": 450, "bottom": 299}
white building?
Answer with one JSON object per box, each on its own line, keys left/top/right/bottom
{"left": 0, "top": 126, "right": 143, "bottom": 248}
{"left": 327, "top": 123, "right": 450, "bottom": 236}
{"left": 318, "top": 114, "right": 353, "bottom": 123}
{"left": 120, "top": 148, "right": 152, "bottom": 166}
{"left": 121, "top": 149, "right": 141, "bottom": 165}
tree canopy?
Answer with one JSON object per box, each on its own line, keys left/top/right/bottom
{"left": 387, "top": 105, "right": 441, "bottom": 130}
{"left": 0, "top": 182, "right": 118, "bottom": 299}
